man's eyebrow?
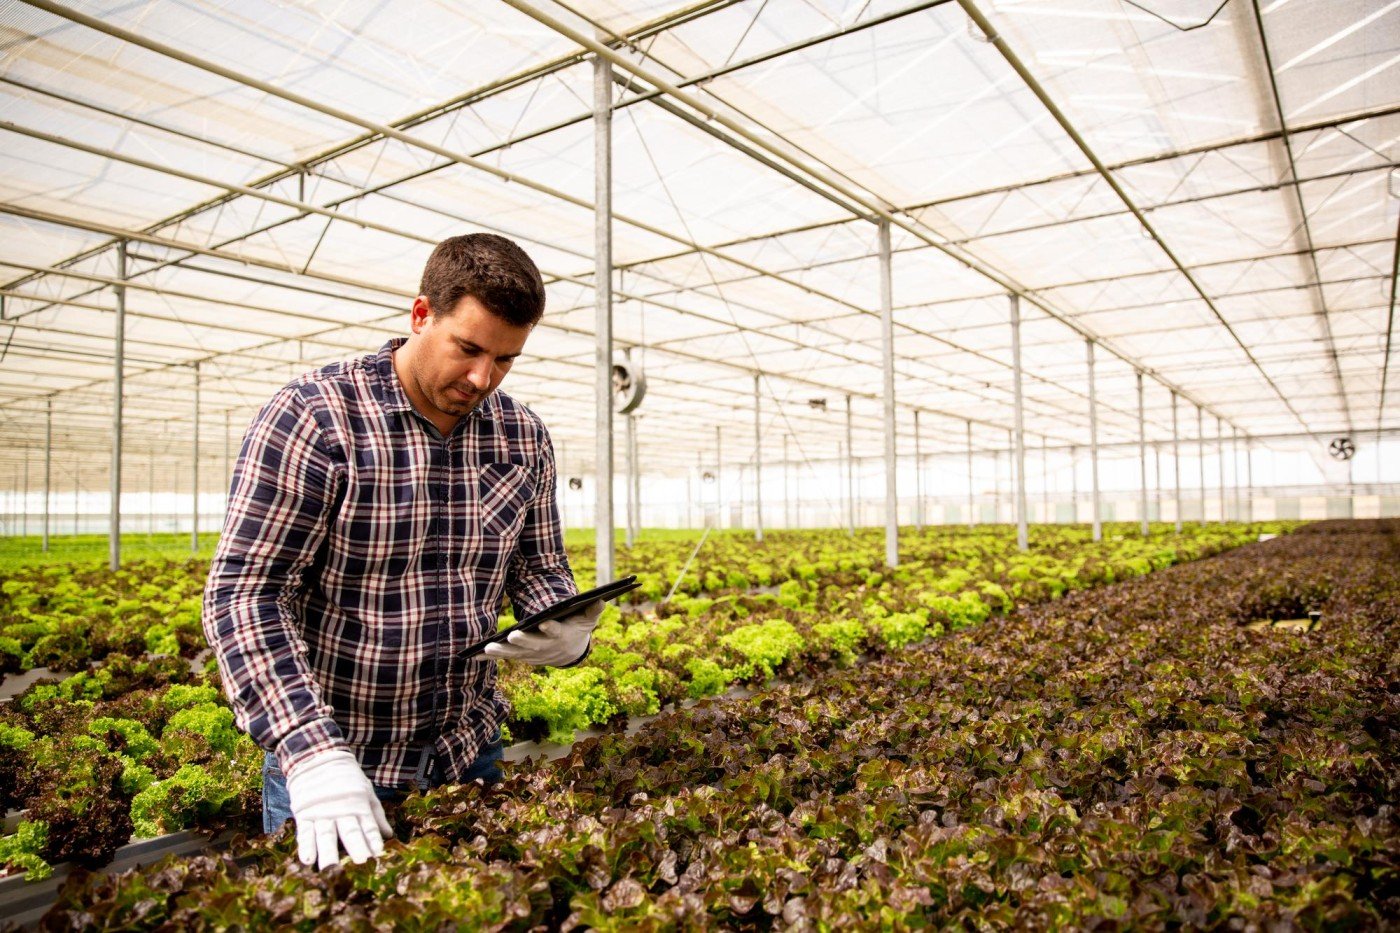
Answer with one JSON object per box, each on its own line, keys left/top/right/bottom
{"left": 454, "top": 337, "right": 519, "bottom": 358}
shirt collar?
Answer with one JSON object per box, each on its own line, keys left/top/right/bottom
{"left": 374, "top": 338, "right": 501, "bottom": 423}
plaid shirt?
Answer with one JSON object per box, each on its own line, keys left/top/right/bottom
{"left": 203, "top": 337, "right": 578, "bottom": 789}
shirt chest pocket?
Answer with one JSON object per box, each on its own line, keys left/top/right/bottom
{"left": 478, "top": 462, "right": 534, "bottom": 543}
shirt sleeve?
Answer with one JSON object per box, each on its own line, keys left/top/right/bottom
{"left": 504, "top": 419, "right": 580, "bottom": 621}
{"left": 201, "top": 386, "right": 348, "bottom": 779}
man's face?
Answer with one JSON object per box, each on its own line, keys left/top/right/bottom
{"left": 404, "top": 293, "right": 532, "bottom": 422}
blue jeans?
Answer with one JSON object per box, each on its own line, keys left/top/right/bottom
{"left": 262, "top": 737, "right": 505, "bottom": 835}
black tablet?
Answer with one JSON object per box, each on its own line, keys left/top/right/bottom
{"left": 459, "top": 574, "right": 641, "bottom": 660}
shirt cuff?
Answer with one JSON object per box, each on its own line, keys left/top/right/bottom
{"left": 274, "top": 716, "right": 347, "bottom": 779}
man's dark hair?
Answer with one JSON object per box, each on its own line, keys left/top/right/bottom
{"left": 419, "top": 233, "right": 546, "bottom": 327}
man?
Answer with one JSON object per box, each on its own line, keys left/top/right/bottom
{"left": 203, "top": 233, "right": 601, "bottom": 871}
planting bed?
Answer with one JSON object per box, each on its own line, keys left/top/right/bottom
{"left": 18, "top": 519, "right": 1397, "bottom": 929}
{"left": 504, "top": 523, "right": 1278, "bottom": 745}
{"left": 0, "top": 524, "right": 1281, "bottom": 885}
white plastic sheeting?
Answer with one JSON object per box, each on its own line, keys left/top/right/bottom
{"left": 0, "top": 0, "right": 1395, "bottom": 497}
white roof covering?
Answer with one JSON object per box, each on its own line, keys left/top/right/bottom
{"left": 0, "top": 0, "right": 1396, "bottom": 486}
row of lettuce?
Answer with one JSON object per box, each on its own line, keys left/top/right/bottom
{"left": 32, "top": 520, "right": 1399, "bottom": 929}
{"left": 0, "top": 522, "right": 1296, "bottom": 881}
{"left": 498, "top": 522, "right": 1290, "bottom": 743}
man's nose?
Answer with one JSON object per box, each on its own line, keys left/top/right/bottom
{"left": 465, "top": 357, "right": 493, "bottom": 390}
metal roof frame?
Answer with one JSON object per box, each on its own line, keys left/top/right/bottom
{"left": 0, "top": 0, "right": 1395, "bottom": 493}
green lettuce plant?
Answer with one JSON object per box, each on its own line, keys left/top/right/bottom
{"left": 719, "top": 619, "right": 805, "bottom": 680}
{"left": 130, "top": 762, "right": 245, "bottom": 838}
{"left": 0, "top": 820, "right": 51, "bottom": 881}
{"left": 509, "top": 667, "right": 616, "bottom": 745}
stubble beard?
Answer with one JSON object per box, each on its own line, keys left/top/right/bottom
{"left": 407, "top": 353, "right": 485, "bottom": 420}
{"left": 439, "top": 383, "right": 485, "bottom": 416}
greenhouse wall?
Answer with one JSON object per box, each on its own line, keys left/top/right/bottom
{"left": 6, "top": 485, "right": 1397, "bottom": 538}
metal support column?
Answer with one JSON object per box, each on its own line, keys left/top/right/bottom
{"left": 1070, "top": 445, "right": 1078, "bottom": 524}
{"left": 73, "top": 463, "right": 79, "bottom": 536}
{"left": 1346, "top": 446, "right": 1355, "bottom": 518}
{"left": 738, "top": 463, "right": 745, "bottom": 528}
{"left": 1196, "top": 405, "right": 1206, "bottom": 522}
{"left": 913, "top": 410, "right": 923, "bottom": 531}
{"left": 21, "top": 450, "right": 28, "bottom": 539}
{"left": 1006, "top": 430, "right": 1013, "bottom": 525}
{"left": 148, "top": 453, "right": 154, "bottom": 537}
{"left": 754, "top": 373, "right": 763, "bottom": 542}
{"left": 633, "top": 415, "right": 642, "bottom": 543}
{"left": 966, "top": 421, "right": 974, "bottom": 527}
{"left": 715, "top": 425, "right": 722, "bottom": 529}
{"left": 783, "top": 434, "right": 790, "bottom": 529}
{"left": 1216, "top": 417, "right": 1226, "bottom": 523}
{"left": 1231, "top": 426, "right": 1241, "bottom": 523}
{"left": 991, "top": 443, "right": 1000, "bottom": 524}
{"left": 1041, "top": 435, "right": 1049, "bottom": 524}
{"left": 42, "top": 398, "right": 51, "bottom": 553}
{"left": 1137, "top": 371, "right": 1148, "bottom": 536}
{"left": 593, "top": 48, "right": 615, "bottom": 583}
{"left": 696, "top": 450, "right": 703, "bottom": 529}
{"left": 837, "top": 441, "right": 844, "bottom": 529}
{"left": 1086, "top": 339, "right": 1102, "bottom": 542}
{"left": 192, "top": 360, "right": 200, "bottom": 555}
{"left": 624, "top": 414, "right": 635, "bottom": 548}
{"left": 110, "top": 240, "right": 126, "bottom": 571}
{"left": 1245, "top": 438, "right": 1254, "bottom": 523}
{"left": 1153, "top": 443, "right": 1162, "bottom": 522}
{"left": 631, "top": 421, "right": 641, "bottom": 538}
{"left": 1171, "top": 391, "right": 1182, "bottom": 533}
{"left": 1010, "top": 293, "right": 1028, "bottom": 551}
{"left": 878, "top": 219, "right": 898, "bottom": 566}
{"left": 845, "top": 394, "right": 854, "bottom": 536}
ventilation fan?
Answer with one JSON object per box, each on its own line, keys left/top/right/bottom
{"left": 612, "top": 356, "right": 647, "bottom": 414}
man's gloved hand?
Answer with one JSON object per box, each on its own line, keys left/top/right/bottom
{"left": 484, "top": 598, "right": 603, "bottom": 667}
{"left": 285, "top": 747, "right": 393, "bottom": 870}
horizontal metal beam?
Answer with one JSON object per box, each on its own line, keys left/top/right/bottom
{"left": 633, "top": 162, "right": 1391, "bottom": 317}
{"left": 0, "top": 203, "right": 1081, "bottom": 445}
{"left": 719, "top": 272, "right": 1391, "bottom": 350}
{"left": 500, "top": 0, "right": 1251, "bottom": 435}
{"left": 0, "top": 0, "right": 748, "bottom": 293}
{"left": 957, "top": 0, "right": 1315, "bottom": 439}
{"left": 619, "top": 102, "right": 1400, "bottom": 272}
{"left": 2, "top": 95, "right": 1101, "bottom": 440}
{"left": 1, "top": 416, "right": 1392, "bottom": 475}
{"left": 12, "top": 0, "right": 1373, "bottom": 452}
{"left": 0, "top": 265, "right": 400, "bottom": 337}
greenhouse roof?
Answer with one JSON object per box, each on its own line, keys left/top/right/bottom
{"left": 0, "top": 0, "right": 1396, "bottom": 479}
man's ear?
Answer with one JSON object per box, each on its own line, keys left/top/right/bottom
{"left": 410, "top": 296, "right": 432, "bottom": 333}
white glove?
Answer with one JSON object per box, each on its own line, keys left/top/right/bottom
{"left": 285, "top": 748, "right": 393, "bottom": 870}
{"left": 484, "top": 599, "right": 603, "bottom": 667}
